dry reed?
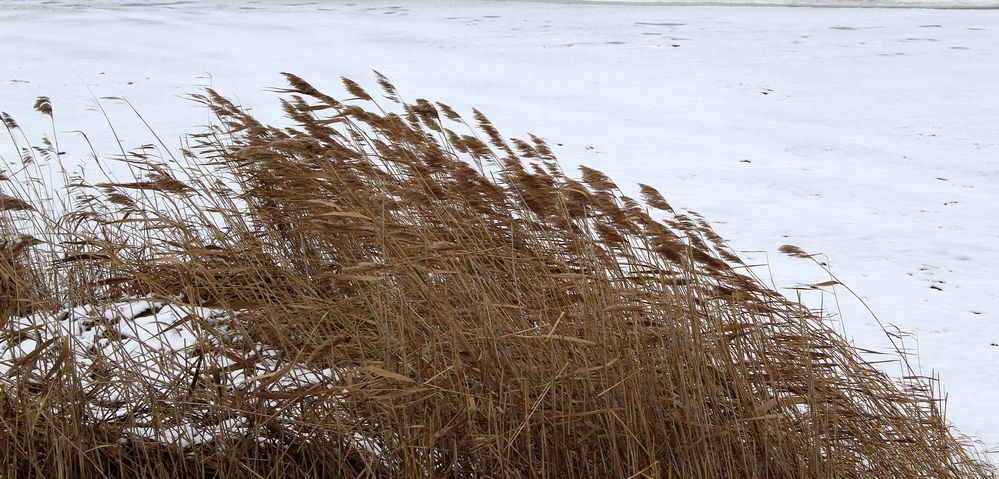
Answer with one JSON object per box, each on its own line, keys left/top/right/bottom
{"left": 0, "top": 73, "right": 994, "bottom": 478}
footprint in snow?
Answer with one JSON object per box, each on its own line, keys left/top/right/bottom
{"left": 635, "top": 22, "right": 685, "bottom": 27}
{"left": 830, "top": 26, "right": 883, "bottom": 31}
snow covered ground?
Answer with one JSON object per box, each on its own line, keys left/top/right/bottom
{"left": 2, "top": 0, "right": 997, "bottom": 456}
{"left": 566, "top": 0, "right": 999, "bottom": 7}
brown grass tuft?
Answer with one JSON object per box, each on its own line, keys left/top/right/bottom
{"left": 779, "top": 244, "right": 813, "bottom": 259}
{"left": 0, "top": 194, "right": 34, "bottom": 212}
{"left": 32, "top": 96, "right": 53, "bottom": 117}
{"left": 0, "top": 74, "right": 993, "bottom": 478}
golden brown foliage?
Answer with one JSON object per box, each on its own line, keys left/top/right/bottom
{"left": 0, "top": 74, "right": 993, "bottom": 478}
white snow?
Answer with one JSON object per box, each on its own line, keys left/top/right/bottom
{"left": 560, "top": 0, "right": 999, "bottom": 6}
{"left": 1, "top": 0, "right": 997, "bottom": 457}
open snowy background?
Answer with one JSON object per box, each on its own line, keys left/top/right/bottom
{"left": 2, "top": 0, "right": 997, "bottom": 457}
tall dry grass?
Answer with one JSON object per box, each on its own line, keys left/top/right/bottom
{"left": 0, "top": 73, "right": 994, "bottom": 478}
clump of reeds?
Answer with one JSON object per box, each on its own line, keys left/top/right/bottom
{"left": 0, "top": 73, "right": 994, "bottom": 478}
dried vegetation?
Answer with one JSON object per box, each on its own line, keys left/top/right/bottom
{"left": 0, "top": 73, "right": 994, "bottom": 478}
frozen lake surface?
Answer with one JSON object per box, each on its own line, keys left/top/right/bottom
{"left": 2, "top": 0, "right": 998, "bottom": 457}
{"left": 566, "top": 0, "right": 999, "bottom": 6}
